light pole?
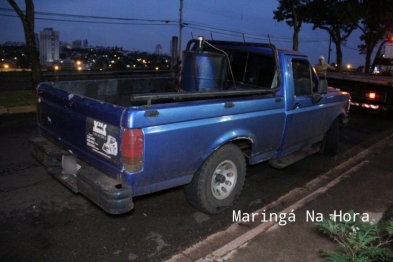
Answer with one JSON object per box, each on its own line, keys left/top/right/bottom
{"left": 328, "top": 36, "right": 332, "bottom": 64}
{"left": 179, "top": 0, "right": 183, "bottom": 62}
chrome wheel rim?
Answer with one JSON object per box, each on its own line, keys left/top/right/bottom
{"left": 211, "top": 160, "right": 237, "bottom": 200}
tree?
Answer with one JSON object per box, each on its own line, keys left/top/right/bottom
{"left": 305, "top": 0, "right": 360, "bottom": 72}
{"left": 273, "top": 0, "right": 312, "bottom": 51}
{"left": 357, "top": 0, "right": 393, "bottom": 72}
{"left": 7, "top": 0, "right": 42, "bottom": 91}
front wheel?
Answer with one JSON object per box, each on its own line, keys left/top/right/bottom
{"left": 184, "top": 143, "right": 246, "bottom": 214}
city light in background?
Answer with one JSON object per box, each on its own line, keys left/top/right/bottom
{"left": 0, "top": 0, "right": 378, "bottom": 67}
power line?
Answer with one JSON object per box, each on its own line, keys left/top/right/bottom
{"left": 0, "top": 13, "right": 177, "bottom": 26}
{"left": 184, "top": 20, "right": 328, "bottom": 43}
{"left": 0, "top": 6, "right": 335, "bottom": 46}
{"left": 0, "top": 7, "right": 177, "bottom": 24}
{"left": 342, "top": 44, "right": 360, "bottom": 51}
{"left": 0, "top": 12, "right": 327, "bottom": 44}
{"left": 0, "top": 14, "right": 174, "bottom": 26}
{"left": 185, "top": 24, "right": 294, "bottom": 43}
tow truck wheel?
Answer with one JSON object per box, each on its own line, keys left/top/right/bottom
{"left": 184, "top": 143, "right": 246, "bottom": 214}
{"left": 321, "top": 118, "right": 340, "bottom": 156}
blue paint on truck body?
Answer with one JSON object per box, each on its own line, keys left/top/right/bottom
{"left": 31, "top": 40, "right": 350, "bottom": 213}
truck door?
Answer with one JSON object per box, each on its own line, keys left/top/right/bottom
{"left": 279, "top": 57, "right": 326, "bottom": 156}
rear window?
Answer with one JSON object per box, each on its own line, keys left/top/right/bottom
{"left": 202, "top": 44, "right": 276, "bottom": 89}
{"left": 229, "top": 52, "right": 275, "bottom": 88}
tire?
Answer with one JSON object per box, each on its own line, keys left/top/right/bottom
{"left": 321, "top": 118, "right": 340, "bottom": 156}
{"left": 184, "top": 143, "right": 246, "bottom": 214}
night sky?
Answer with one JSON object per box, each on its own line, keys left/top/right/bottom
{"left": 0, "top": 0, "right": 367, "bottom": 67}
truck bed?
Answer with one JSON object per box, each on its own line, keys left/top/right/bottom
{"left": 41, "top": 76, "right": 177, "bottom": 107}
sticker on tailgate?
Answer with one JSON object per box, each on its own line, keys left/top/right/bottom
{"left": 86, "top": 117, "right": 120, "bottom": 165}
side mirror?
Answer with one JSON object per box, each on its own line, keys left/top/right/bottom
{"left": 312, "top": 94, "right": 322, "bottom": 104}
{"left": 318, "top": 79, "right": 328, "bottom": 94}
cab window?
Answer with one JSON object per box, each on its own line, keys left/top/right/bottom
{"left": 292, "top": 59, "right": 317, "bottom": 96}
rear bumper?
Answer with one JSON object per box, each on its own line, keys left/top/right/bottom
{"left": 350, "top": 100, "right": 393, "bottom": 111}
{"left": 29, "top": 136, "right": 134, "bottom": 214}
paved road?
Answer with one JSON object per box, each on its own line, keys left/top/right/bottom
{"left": 1, "top": 109, "right": 393, "bottom": 261}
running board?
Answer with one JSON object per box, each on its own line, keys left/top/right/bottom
{"left": 268, "top": 144, "right": 321, "bottom": 169}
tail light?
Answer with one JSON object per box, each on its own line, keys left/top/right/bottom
{"left": 121, "top": 129, "right": 144, "bottom": 172}
{"left": 366, "top": 92, "right": 377, "bottom": 99}
{"left": 365, "top": 91, "right": 385, "bottom": 102}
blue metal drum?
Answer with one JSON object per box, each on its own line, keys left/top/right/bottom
{"left": 180, "top": 51, "right": 228, "bottom": 92}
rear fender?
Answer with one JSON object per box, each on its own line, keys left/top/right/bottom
{"left": 201, "top": 128, "right": 255, "bottom": 163}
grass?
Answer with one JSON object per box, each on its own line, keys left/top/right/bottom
{"left": 0, "top": 90, "right": 36, "bottom": 107}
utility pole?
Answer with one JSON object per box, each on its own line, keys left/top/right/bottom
{"left": 328, "top": 36, "right": 332, "bottom": 64}
{"left": 179, "top": 0, "right": 183, "bottom": 62}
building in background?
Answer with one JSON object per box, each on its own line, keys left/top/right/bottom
{"left": 72, "top": 40, "right": 82, "bottom": 49}
{"left": 39, "top": 28, "right": 59, "bottom": 65}
{"left": 155, "top": 44, "right": 162, "bottom": 55}
{"left": 60, "top": 41, "right": 72, "bottom": 49}
{"left": 83, "top": 39, "right": 88, "bottom": 48}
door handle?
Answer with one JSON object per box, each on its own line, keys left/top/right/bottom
{"left": 145, "top": 110, "right": 159, "bottom": 117}
{"left": 225, "top": 102, "right": 235, "bottom": 108}
{"left": 293, "top": 103, "right": 301, "bottom": 109}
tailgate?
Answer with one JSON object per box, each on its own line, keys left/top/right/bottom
{"left": 36, "top": 82, "right": 126, "bottom": 178}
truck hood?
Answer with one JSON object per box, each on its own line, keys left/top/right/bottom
{"left": 327, "top": 86, "right": 342, "bottom": 93}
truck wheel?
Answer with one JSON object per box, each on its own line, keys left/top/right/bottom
{"left": 184, "top": 143, "right": 246, "bottom": 214}
{"left": 321, "top": 118, "right": 340, "bottom": 156}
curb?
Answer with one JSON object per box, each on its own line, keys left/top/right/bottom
{"left": 200, "top": 160, "right": 369, "bottom": 262}
{"left": 0, "top": 105, "right": 36, "bottom": 115}
{"left": 165, "top": 134, "right": 393, "bottom": 262}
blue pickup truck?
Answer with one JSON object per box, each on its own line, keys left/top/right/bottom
{"left": 29, "top": 39, "right": 350, "bottom": 214}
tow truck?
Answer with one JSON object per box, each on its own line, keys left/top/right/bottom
{"left": 325, "top": 35, "right": 393, "bottom": 111}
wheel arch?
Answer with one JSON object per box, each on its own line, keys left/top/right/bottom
{"left": 337, "top": 112, "right": 348, "bottom": 129}
{"left": 184, "top": 140, "right": 248, "bottom": 214}
{"left": 324, "top": 107, "right": 348, "bottom": 134}
{"left": 201, "top": 130, "right": 254, "bottom": 164}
